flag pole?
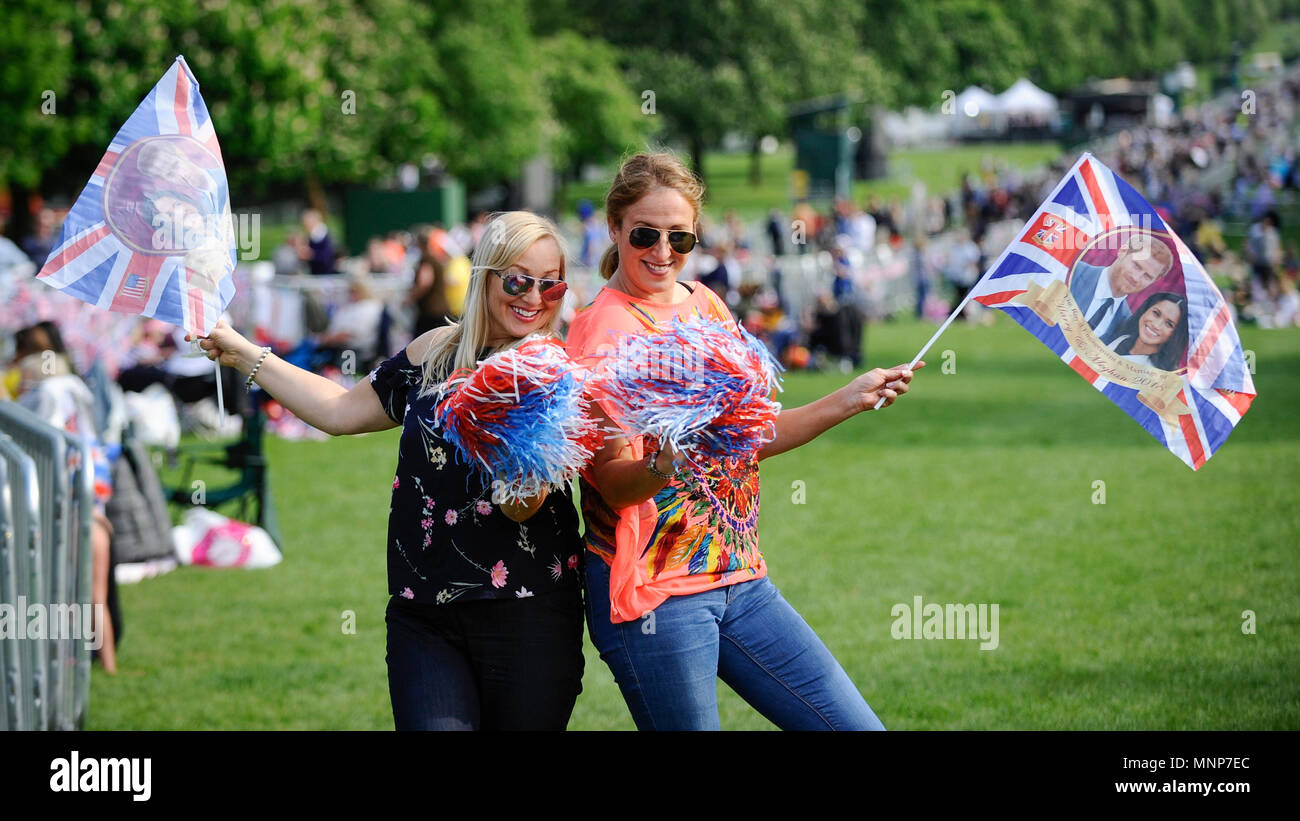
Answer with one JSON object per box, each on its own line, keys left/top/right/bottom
{"left": 873, "top": 286, "right": 981, "bottom": 410}
{"left": 872, "top": 155, "right": 1095, "bottom": 409}
{"left": 214, "top": 357, "right": 225, "bottom": 419}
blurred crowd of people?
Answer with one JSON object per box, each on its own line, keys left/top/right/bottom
{"left": 726, "top": 61, "right": 1300, "bottom": 366}
{"left": 1087, "top": 69, "right": 1300, "bottom": 328}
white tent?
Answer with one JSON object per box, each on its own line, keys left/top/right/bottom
{"left": 882, "top": 106, "right": 951, "bottom": 147}
{"left": 996, "top": 78, "right": 1058, "bottom": 118}
{"left": 951, "top": 86, "right": 1004, "bottom": 137}
{"left": 954, "top": 86, "right": 1001, "bottom": 118}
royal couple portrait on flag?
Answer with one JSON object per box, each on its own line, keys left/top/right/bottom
{"left": 967, "top": 153, "right": 1256, "bottom": 470}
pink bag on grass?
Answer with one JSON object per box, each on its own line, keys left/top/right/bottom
{"left": 173, "top": 507, "right": 281, "bottom": 569}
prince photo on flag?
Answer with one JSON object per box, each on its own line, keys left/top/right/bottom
{"left": 35, "top": 55, "right": 236, "bottom": 338}
{"left": 968, "top": 153, "right": 1255, "bottom": 470}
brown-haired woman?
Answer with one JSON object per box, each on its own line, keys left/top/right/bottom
{"left": 566, "top": 151, "right": 924, "bottom": 730}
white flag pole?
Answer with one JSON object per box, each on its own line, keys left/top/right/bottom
{"left": 214, "top": 357, "right": 225, "bottom": 418}
{"left": 873, "top": 151, "right": 1097, "bottom": 410}
{"left": 872, "top": 287, "right": 980, "bottom": 410}
{"left": 187, "top": 336, "right": 225, "bottom": 418}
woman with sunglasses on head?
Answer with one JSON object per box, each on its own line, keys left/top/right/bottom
{"left": 566, "top": 152, "right": 923, "bottom": 730}
{"left": 194, "top": 211, "right": 584, "bottom": 730}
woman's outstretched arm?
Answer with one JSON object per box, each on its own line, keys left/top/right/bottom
{"left": 192, "top": 319, "right": 396, "bottom": 436}
{"left": 758, "top": 361, "right": 923, "bottom": 460}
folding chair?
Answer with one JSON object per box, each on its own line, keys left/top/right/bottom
{"left": 165, "top": 393, "right": 282, "bottom": 549}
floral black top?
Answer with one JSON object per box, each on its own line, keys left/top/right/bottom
{"left": 368, "top": 348, "right": 584, "bottom": 604}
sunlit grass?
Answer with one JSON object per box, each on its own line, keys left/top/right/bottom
{"left": 90, "top": 317, "right": 1300, "bottom": 729}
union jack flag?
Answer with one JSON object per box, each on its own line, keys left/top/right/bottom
{"left": 36, "top": 55, "right": 236, "bottom": 337}
{"left": 968, "top": 153, "right": 1255, "bottom": 470}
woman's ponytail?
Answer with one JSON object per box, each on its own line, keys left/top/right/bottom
{"left": 598, "top": 244, "right": 619, "bottom": 280}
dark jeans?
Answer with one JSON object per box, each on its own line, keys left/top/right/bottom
{"left": 384, "top": 589, "right": 584, "bottom": 730}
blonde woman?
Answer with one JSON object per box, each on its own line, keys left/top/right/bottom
{"left": 196, "top": 212, "right": 584, "bottom": 730}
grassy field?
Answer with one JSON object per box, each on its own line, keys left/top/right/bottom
{"left": 89, "top": 316, "right": 1300, "bottom": 730}
{"left": 558, "top": 142, "right": 1064, "bottom": 221}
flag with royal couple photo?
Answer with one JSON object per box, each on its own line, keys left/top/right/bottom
{"left": 968, "top": 152, "right": 1255, "bottom": 470}
{"left": 35, "top": 55, "right": 236, "bottom": 338}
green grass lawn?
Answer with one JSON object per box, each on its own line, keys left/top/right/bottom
{"left": 89, "top": 316, "right": 1300, "bottom": 730}
{"left": 559, "top": 142, "right": 1064, "bottom": 221}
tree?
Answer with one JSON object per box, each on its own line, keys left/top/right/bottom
{"left": 0, "top": 0, "right": 78, "bottom": 190}
{"left": 419, "top": 0, "right": 548, "bottom": 188}
{"left": 8, "top": 0, "right": 451, "bottom": 204}
{"left": 561, "top": 0, "right": 887, "bottom": 184}
{"left": 5, "top": 0, "right": 1293, "bottom": 212}
{"left": 536, "top": 31, "right": 655, "bottom": 178}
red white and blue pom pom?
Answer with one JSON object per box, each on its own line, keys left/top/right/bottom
{"left": 592, "top": 316, "right": 783, "bottom": 465}
{"left": 434, "top": 336, "right": 599, "bottom": 505}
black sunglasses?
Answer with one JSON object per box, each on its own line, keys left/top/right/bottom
{"left": 628, "top": 226, "right": 697, "bottom": 254}
{"left": 492, "top": 269, "right": 567, "bottom": 302}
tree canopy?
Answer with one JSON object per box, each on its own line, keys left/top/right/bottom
{"left": 2, "top": 0, "right": 1293, "bottom": 199}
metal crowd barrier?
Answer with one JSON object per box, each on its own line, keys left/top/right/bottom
{"left": 0, "top": 401, "right": 95, "bottom": 731}
{"left": 737, "top": 250, "right": 918, "bottom": 324}
{"left": 0, "top": 434, "right": 44, "bottom": 731}
{"left": 62, "top": 428, "right": 95, "bottom": 731}
{"left": 0, "top": 447, "right": 14, "bottom": 729}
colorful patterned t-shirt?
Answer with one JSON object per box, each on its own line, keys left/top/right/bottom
{"left": 566, "top": 282, "right": 767, "bottom": 623}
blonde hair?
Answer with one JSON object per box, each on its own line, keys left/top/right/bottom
{"left": 598, "top": 151, "right": 705, "bottom": 280}
{"left": 418, "top": 211, "right": 568, "bottom": 396}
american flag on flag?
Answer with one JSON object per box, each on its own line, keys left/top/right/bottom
{"left": 968, "top": 153, "right": 1255, "bottom": 470}
{"left": 36, "top": 55, "right": 236, "bottom": 337}
{"left": 120, "top": 273, "right": 148, "bottom": 300}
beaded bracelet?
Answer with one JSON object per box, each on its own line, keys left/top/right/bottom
{"left": 645, "top": 446, "right": 689, "bottom": 482}
{"left": 244, "top": 347, "right": 272, "bottom": 391}
{"left": 645, "top": 447, "right": 674, "bottom": 480}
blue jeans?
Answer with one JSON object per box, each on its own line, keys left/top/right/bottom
{"left": 385, "top": 590, "right": 584, "bottom": 730}
{"left": 585, "top": 556, "right": 885, "bottom": 731}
